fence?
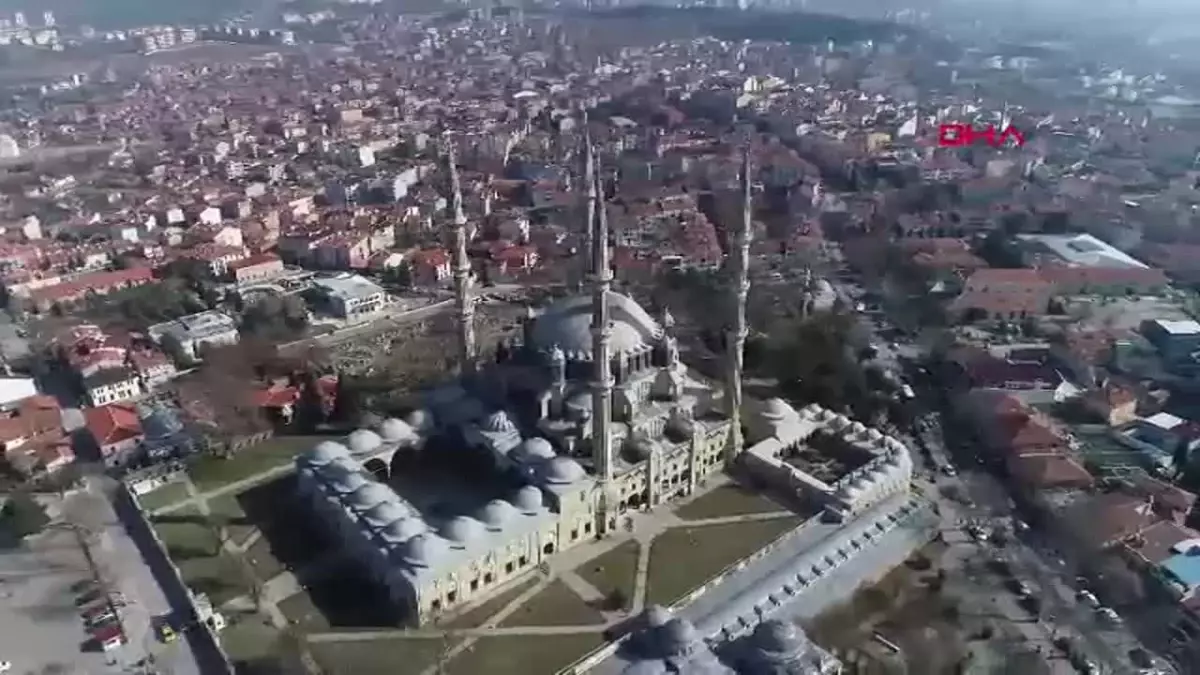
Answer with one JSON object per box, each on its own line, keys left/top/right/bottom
{"left": 118, "top": 482, "right": 236, "bottom": 675}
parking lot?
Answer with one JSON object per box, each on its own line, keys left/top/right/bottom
{"left": 0, "top": 485, "right": 202, "bottom": 675}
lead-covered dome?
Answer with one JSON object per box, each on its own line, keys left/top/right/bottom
{"left": 542, "top": 457, "right": 586, "bottom": 485}
{"left": 348, "top": 429, "right": 383, "bottom": 455}
{"left": 512, "top": 437, "right": 556, "bottom": 464}
{"left": 307, "top": 441, "right": 351, "bottom": 466}
{"left": 660, "top": 618, "right": 698, "bottom": 655}
{"left": 326, "top": 466, "right": 370, "bottom": 494}
{"left": 753, "top": 619, "right": 810, "bottom": 655}
{"left": 379, "top": 418, "right": 415, "bottom": 443}
{"left": 513, "top": 485, "right": 544, "bottom": 513}
{"left": 477, "top": 499, "right": 518, "bottom": 530}
{"left": 441, "top": 516, "right": 486, "bottom": 546}
{"left": 402, "top": 533, "right": 447, "bottom": 567}
{"left": 530, "top": 293, "right": 663, "bottom": 360}
{"left": 381, "top": 517, "right": 427, "bottom": 544}
{"left": 365, "top": 500, "right": 411, "bottom": 527}
{"left": 349, "top": 482, "right": 395, "bottom": 509}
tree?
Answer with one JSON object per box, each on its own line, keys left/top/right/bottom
{"left": 1, "top": 492, "right": 49, "bottom": 540}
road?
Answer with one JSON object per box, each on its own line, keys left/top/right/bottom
{"left": 826, "top": 269, "right": 1156, "bottom": 675}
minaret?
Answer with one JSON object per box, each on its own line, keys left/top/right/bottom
{"left": 589, "top": 153, "right": 617, "bottom": 533}
{"left": 447, "top": 141, "right": 477, "bottom": 375}
{"left": 579, "top": 131, "right": 596, "bottom": 290}
{"left": 726, "top": 149, "right": 753, "bottom": 465}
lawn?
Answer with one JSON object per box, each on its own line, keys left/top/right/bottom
{"left": 645, "top": 516, "right": 802, "bottom": 606}
{"left": 150, "top": 507, "right": 250, "bottom": 607}
{"left": 447, "top": 633, "right": 604, "bottom": 675}
{"left": 189, "top": 435, "right": 335, "bottom": 491}
{"left": 219, "top": 617, "right": 281, "bottom": 667}
{"left": 308, "top": 636, "right": 455, "bottom": 675}
{"left": 151, "top": 507, "right": 221, "bottom": 558}
{"left": 206, "top": 493, "right": 255, "bottom": 545}
{"left": 276, "top": 562, "right": 400, "bottom": 631}
{"left": 243, "top": 536, "right": 286, "bottom": 581}
{"left": 440, "top": 577, "right": 538, "bottom": 629}
{"left": 575, "top": 541, "right": 639, "bottom": 611}
{"left": 498, "top": 580, "right": 605, "bottom": 628}
{"left": 673, "top": 483, "right": 788, "bottom": 520}
{"left": 136, "top": 480, "right": 192, "bottom": 512}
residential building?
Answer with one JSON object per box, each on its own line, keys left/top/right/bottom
{"left": 312, "top": 274, "right": 386, "bottom": 321}
{"left": 84, "top": 402, "right": 144, "bottom": 468}
{"left": 1141, "top": 319, "right": 1200, "bottom": 367}
{"left": 0, "top": 394, "right": 72, "bottom": 475}
{"left": 148, "top": 310, "right": 240, "bottom": 360}
{"left": 950, "top": 268, "right": 1054, "bottom": 321}
{"left": 229, "top": 254, "right": 285, "bottom": 285}
{"left": 84, "top": 367, "right": 141, "bottom": 407}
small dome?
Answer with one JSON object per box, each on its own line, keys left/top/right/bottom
{"left": 512, "top": 437, "right": 556, "bottom": 463}
{"left": 441, "top": 515, "right": 486, "bottom": 546}
{"left": 660, "top": 618, "right": 697, "bottom": 655}
{"left": 513, "top": 485, "right": 543, "bottom": 513}
{"left": 365, "top": 500, "right": 411, "bottom": 527}
{"left": 624, "top": 434, "right": 658, "bottom": 463}
{"left": 402, "top": 533, "right": 447, "bottom": 567}
{"left": 543, "top": 457, "right": 585, "bottom": 484}
{"left": 308, "top": 441, "right": 350, "bottom": 465}
{"left": 379, "top": 418, "right": 414, "bottom": 442}
{"left": 548, "top": 345, "right": 566, "bottom": 363}
{"left": 326, "top": 466, "right": 369, "bottom": 494}
{"left": 347, "top": 429, "right": 383, "bottom": 455}
{"left": 381, "top": 514, "right": 424, "bottom": 540}
{"left": 753, "top": 619, "right": 808, "bottom": 654}
{"left": 761, "top": 398, "right": 798, "bottom": 421}
{"left": 381, "top": 517, "right": 427, "bottom": 543}
{"left": 664, "top": 416, "right": 694, "bottom": 440}
{"left": 482, "top": 410, "right": 516, "bottom": 433}
{"left": 477, "top": 499, "right": 518, "bottom": 530}
{"left": 404, "top": 409, "right": 431, "bottom": 431}
{"left": 643, "top": 605, "right": 672, "bottom": 628}
{"left": 349, "top": 482, "right": 395, "bottom": 509}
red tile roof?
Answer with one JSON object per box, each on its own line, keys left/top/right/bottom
{"left": 84, "top": 403, "right": 144, "bottom": 451}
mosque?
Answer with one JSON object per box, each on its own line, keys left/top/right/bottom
{"left": 294, "top": 140, "right": 923, "bottom": 675}
{"left": 296, "top": 141, "right": 752, "bottom": 626}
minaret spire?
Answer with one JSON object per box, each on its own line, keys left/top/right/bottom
{"left": 726, "top": 148, "right": 753, "bottom": 465}
{"left": 446, "top": 140, "right": 477, "bottom": 375}
{"left": 580, "top": 119, "right": 596, "bottom": 289}
{"left": 589, "top": 148, "right": 616, "bottom": 533}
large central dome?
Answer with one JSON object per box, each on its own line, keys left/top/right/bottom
{"left": 530, "top": 292, "right": 663, "bottom": 360}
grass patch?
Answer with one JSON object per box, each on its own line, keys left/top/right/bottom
{"left": 674, "top": 482, "right": 788, "bottom": 520}
{"left": 277, "top": 562, "right": 400, "bottom": 631}
{"left": 308, "top": 636, "right": 455, "bottom": 675}
{"left": 447, "top": 633, "right": 603, "bottom": 675}
{"left": 243, "top": 536, "right": 286, "bottom": 581}
{"left": 136, "top": 480, "right": 192, "bottom": 512}
{"left": 151, "top": 507, "right": 250, "bottom": 607}
{"left": 440, "top": 577, "right": 538, "bottom": 629}
{"left": 220, "top": 617, "right": 280, "bottom": 667}
{"left": 646, "top": 517, "right": 801, "bottom": 606}
{"left": 177, "top": 551, "right": 249, "bottom": 607}
{"left": 237, "top": 473, "right": 334, "bottom": 571}
{"left": 189, "top": 435, "right": 335, "bottom": 491}
{"left": 498, "top": 580, "right": 605, "bottom": 628}
{"left": 207, "top": 493, "right": 255, "bottom": 545}
{"left": 575, "top": 541, "right": 639, "bottom": 611}
{"left": 151, "top": 507, "right": 221, "bottom": 558}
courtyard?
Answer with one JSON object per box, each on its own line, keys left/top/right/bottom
{"left": 139, "top": 432, "right": 819, "bottom": 675}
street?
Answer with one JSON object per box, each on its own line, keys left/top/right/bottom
{"left": 828, "top": 270, "right": 1162, "bottom": 675}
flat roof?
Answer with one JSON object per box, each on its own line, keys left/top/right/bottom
{"left": 313, "top": 273, "right": 384, "bottom": 300}
{"left": 1154, "top": 319, "right": 1200, "bottom": 336}
{"left": 1144, "top": 412, "right": 1186, "bottom": 430}
{"left": 1162, "top": 551, "right": 1200, "bottom": 587}
{"left": 1015, "top": 233, "right": 1148, "bottom": 269}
